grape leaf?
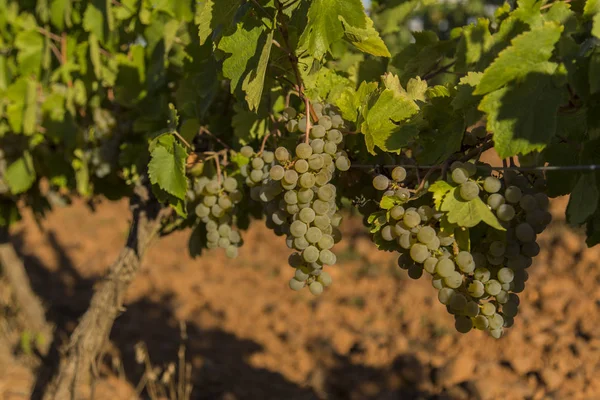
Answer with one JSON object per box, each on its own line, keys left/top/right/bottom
{"left": 594, "top": 13, "right": 600, "bottom": 40}
{"left": 566, "top": 172, "right": 599, "bottom": 225}
{"left": 219, "top": 16, "right": 274, "bottom": 110}
{"left": 380, "top": 195, "right": 401, "bottom": 210}
{"left": 541, "top": 143, "right": 580, "bottom": 197}
{"left": 455, "top": 228, "right": 470, "bottom": 252}
{"left": 336, "top": 81, "right": 378, "bottom": 123}
{"left": 231, "top": 104, "right": 269, "bottom": 144}
{"left": 148, "top": 136, "right": 188, "bottom": 200}
{"left": 83, "top": 0, "right": 113, "bottom": 43}
{"left": 584, "top": 0, "right": 600, "bottom": 18}
{"left": 455, "top": 18, "right": 491, "bottom": 71}
{"left": 360, "top": 89, "right": 420, "bottom": 155}
{"left": 479, "top": 71, "right": 567, "bottom": 158}
{"left": 195, "top": 0, "right": 240, "bottom": 44}
{"left": 442, "top": 187, "right": 504, "bottom": 231}
{"left": 474, "top": 22, "right": 563, "bottom": 95}
{"left": 428, "top": 180, "right": 453, "bottom": 210}
{"left": 15, "top": 30, "right": 44, "bottom": 78}
{"left": 339, "top": 16, "right": 390, "bottom": 57}
{"left": 299, "top": 0, "right": 387, "bottom": 59}
{"left": 5, "top": 151, "right": 36, "bottom": 194}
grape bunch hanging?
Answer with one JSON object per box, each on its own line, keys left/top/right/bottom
{"left": 192, "top": 174, "right": 244, "bottom": 258}
{"left": 240, "top": 102, "right": 350, "bottom": 295}
{"left": 370, "top": 161, "right": 551, "bottom": 338}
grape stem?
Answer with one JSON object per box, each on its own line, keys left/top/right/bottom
{"left": 214, "top": 154, "right": 222, "bottom": 186}
{"left": 199, "top": 126, "right": 232, "bottom": 150}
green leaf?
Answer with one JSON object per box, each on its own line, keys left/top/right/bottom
{"left": 195, "top": 0, "right": 240, "bottom": 45}
{"left": 339, "top": 15, "right": 390, "bottom": 57}
{"left": 148, "top": 136, "right": 188, "bottom": 200}
{"left": 479, "top": 71, "right": 567, "bottom": 158}
{"left": 584, "top": 0, "right": 600, "bottom": 18}
{"left": 455, "top": 18, "right": 491, "bottom": 71}
{"left": 23, "top": 79, "right": 38, "bottom": 135}
{"left": 83, "top": 0, "right": 113, "bottom": 43}
{"left": 380, "top": 195, "right": 400, "bottom": 210}
{"left": 428, "top": 180, "right": 453, "bottom": 210}
{"left": 241, "top": 28, "right": 273, "bottom": 111}
{"left": 567, "top": 172, "right": 599, "bottom": 225}
{"left": 219, "top": 16, "right": 274, "bottom": 110}
{"left": 6, "top": 151, "right": 36, "bottom": 194}
{"left": 298, "top": 0, "right": 368, "bottom": 59}
{"left": 594, "top": 13, "right": 600, "bottom": 41}
{"left": 231, "top": 104, "right": 269, "bottom": 144}
{"left": 336, "top": 81, "right": 378, "bottom": 123}
{"left": 15, "top": 30, "right": 44, "bottom": 78}
{"left": 542, "top": 143, "right": 580, "bottom": 197}
{"left": 360, "top": 89, "right": 420, "bottom": 154}
{"left": 50, "top": 0, "right": 72, "bottom": 30}
{"left": 368, "top": 211, "right": 387, "bottom": 233}
{"left": 441, "top": 187, "right": 504, "bottom": 230}
{"left": 474, "top": 22, "right": 563, "bottom": 95}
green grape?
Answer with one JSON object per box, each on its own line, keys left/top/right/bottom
{"left": 318, "top": 271, "right": 332, "bottom": 287}
{"left": 417, "top": 226, "right": 436, "bottom": 244}
{"left": 313, "top": 215, "right": 330, "bottom": 230}
{"left": 283, "top": 107, "right": 297, "bottom": 120}
{"left": 488, "top": 241, "right": 506, "bottom": 257}
{"left": 460, "top": 181, "right": 480, "bottom": 201}
{"left": 465, "top": 301, "right": 480, "bottom": 317}
{"left": 295, "top": 269, "right": 309, "bottom": 281}
{"left": 521, "top": 241, "right": 540, "bottom": 257}
{"left": 297, "top": 188, "right": 314, "bottom": 203}
{"left": 290, "top": 220, "right": 308, "bottom": 237}
{"left": 283, "top": 170, "right": 299, "bottom": 185}
{"left": 423, "top": 257, "right": 438, "bottom": 274}
{"left": 318, "top": 115, "right": 333, "bottom": 130}
{"left": 299, "top": 207, "right": 316, "bottom": 223}
{"left": 299, "top": 173, "right": 316, "bottom": 188}
{"left": 203, "top": 195, "right": 217, "bottom": 207}
{"left": 432, "top": 277, "right": 444, "bottom": 289}
{"left": 206, "top": 220, "right": 218, "bottom": 231}
{"left": 481, "top": 302, "right": 496, "bottom": 316}
{"left": 275, "top": 147, "right": 290, "bottom": 162}
{"left": 502, "top": 301, "right": 518, "bottom": 318}
{"left": 373, "top": 175, "right": 390, "bottom": 191}
{"left": 218, "top": 196, "right": 232, "bottom": 209}
{"left": 319, "top": 249, "right": 336, "bottom": 265}
{"left": 390, "top": 206, "right": 405, "bottom": 220}
{"left": 496, "top": 290, "right": 509, "bottom": 304}
{"left": 218, "top": 224, "right": 231, "bottom": 237}
{"left": 391, "top": 167, "right": 407, "bottom": 182}
{"left": 410, "top": 243, "right": 429, "bottom": 263}
{"left": 298, "top": 117, "right": 307, "bottom": 133}
{"left": 302, "top": 246, "right": 320, "bottom": 263}
{"left": 286, "top": 119, "right": 298, "bottom": 133}
{"left": 473, "top": 315, "right": 489, "bottom": 330}
{"left": 395, "top": 188, "right": 411, "bottom": 202}
{"left": 444, "top": 271, "right": 463, "bottom": 288}
{"left": 296, "top": 143, "right": 313, "bottom": 159}
{"left": 426, "top": 236, "right": 440, "bottom": 252}
{"left": 474, "top": 267, "right": 490, "bottom": 282}
{"left": 436, "top": 258, "right": 455, "bottom": 277}
{"left": 311, "top": 124, "right": 326, "bottom": 138}
{"left": 485, "top": 279, "right": 502, "bottom": 296}
{"left": 240, "top": 146, "right": 254, "bottom": 158}
{"left": 417, "top": 206, "right": 433, "bottom": 222}
{"left": 515, "top": 222, "right": 535, "bottom": 243}
{"left": 324, "top": 142, "right": 337, "bottom": 155}
{"left": 403, "top": 210, "right": 421, "bottom": 228}
{"left": 207, "top": 231, "right": 220, "bottom": 242}
{"left": 311, "top": 139, "right": 325, "bottom": 154}
{"left": 218, "top": 237, "right": 230, "bottom": 248}
{"left": 318, "top": 235, "right": 334, "bottom": 250}
{"left": 309, "top": 281, "right": 324, "bottom": 295}
{"left": 289, "top": 278, "right": 305, "bottom": 291}
{"left": 438, "top": 288, "right": 455, "bottom": 305}
{"left": 270, "top": 165, "right": 285, "bottom": 180}
{"left": 456, "top": 251, "right": 474, "bottom": 270}
{"left": 335, "top": 156, "right": 351, "bottom": 171}
{"left": 326, "top": 129, "right": 342, "bottom": 143}
{"left": 317, "top": 185, "right": 335, "bottom": 201}
{"left": 483, "top": 176, "right": 501, "bottom": 193}
{"left": 313, "top": 199, "right": 330, "bottom": 215}
{"left": 381, "top": 225, "right": 394, "bottom": 241}
{"left": 455, "top": 316, "right": 473, "bottom": 333}
{"left": 407, "top": 265, "right": 423, "bottom": 279}
{"left": 223, "top": 177, "right": 238, "bottom": 192}
{"left": 497, "top": 267, "right": 514, "bottom": 284}
{"left": 225, "top": 245, "right": 238, "bottom": 259}
{"left": 308, "top": 154, "right": 324, "bottom": 170}
{"left": 468, "top": 280, "right": 484, "bottom": 297}
{"left": 505, "top": 186, "right": 522, "bottom": 203}
{"left": 250, "top": 169, "right": 264, "bottom": 183}
{"left": 305, "top": 227, "right": 323, "bottom": 243}
{"left": 488, "top": 313, "right": 504, "bottom": 330}
{"left": 205, "top": 181, "right": 220, "bottom": 194}
{"left": 451, "top": 168, "right": 469, "bottom": 184}
{"left": 229, "top": 230, "right": 241, "bottom": 243}
{"left": 284, "top": 190, "right": 298, "bottom": 205}
{"left": 195, "top": 204, "right": 210, "bottom": 218}
{"left": 331, "top": 114, "right": 344, "bottom": 128}
{"left": 490, "top": 328, "right": 503, "bottom": 338}
{"left": 449, "top": 293, "right": 467, "bottom": 311}
{"left": 497, "top": 204, "right": 515, "bottom": 221}
{"left": 252, "top": 157, "right": 265, "bottom": 170}
{"left": 211, "top": 204, "right": 224, "bottom": 217}
{"left": 295, "top": 159, "right": 309, "bottom": 173}
{"left": 330, "top": 213, "right": 342, "bottom": 227}
{"left": 487, "top": 193, "right": 506, "bottom": 210}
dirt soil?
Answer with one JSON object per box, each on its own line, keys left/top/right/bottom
{"left": 1, "top": 194, "right": 600, "bottom": 400}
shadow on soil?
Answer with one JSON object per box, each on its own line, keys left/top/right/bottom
{"left": 9, "top": 230, "right": 445, "bottom": 400}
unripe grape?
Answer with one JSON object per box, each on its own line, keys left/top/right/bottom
{"left": 373, "top": 175, "right": 390, "bottom": 191}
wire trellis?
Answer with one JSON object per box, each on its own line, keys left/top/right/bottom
{"left": 349, "top": 164, "right": 600, "bottom": 172}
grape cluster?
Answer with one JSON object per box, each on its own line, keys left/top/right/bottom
{"left": 191, "top": 174, "right": 243, "bottom": 258}
{"left": 242, "top": 103, "right": 350, "bottom": 295}
{"left": 371, "top": 161, "right": 551, "bottom": 338}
